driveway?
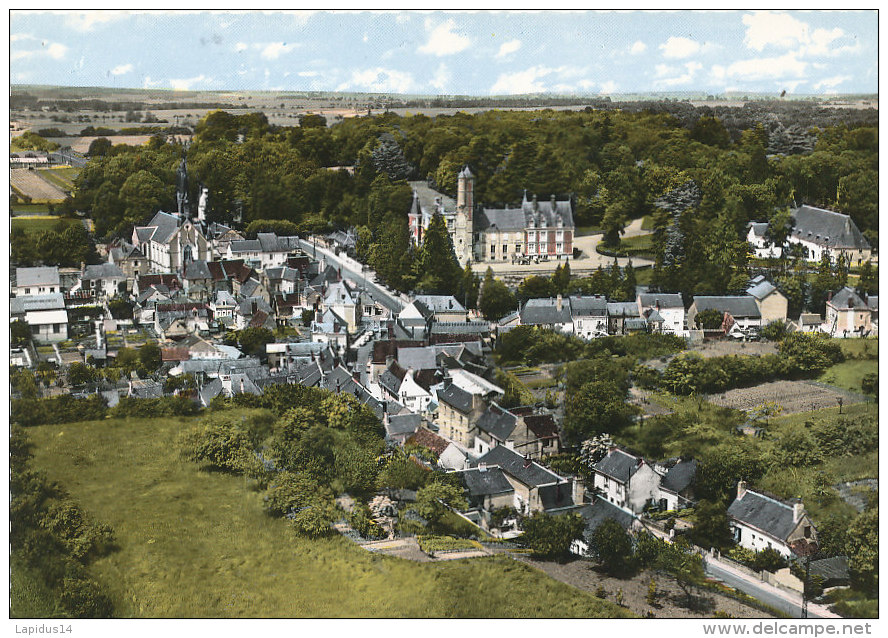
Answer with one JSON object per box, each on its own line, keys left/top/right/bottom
{"left": 471, "top": 217, "right": 654, "bottom": 276}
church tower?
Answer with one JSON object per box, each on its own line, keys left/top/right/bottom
{"left": 176, "top": 156, "right": 190, "bottom": 219}
{"left": 455, "top": 166, "right": 474, "bottom": 265}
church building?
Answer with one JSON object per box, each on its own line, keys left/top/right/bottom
{"left": 132, "top": 156, "right": 210, "bottom": 273}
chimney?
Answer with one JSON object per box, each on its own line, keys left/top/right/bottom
{"left": 523, "top": 454, "right": 532, "bottom": 469}
{"left": 550, "top": 194, "right": 556, "bottom": 209}
{"left": 737, "top": 480, "right": 747, "bottom": 500}
{"left": 239, "top": 378, "right": 245, "bottom": 394}
{"left": 656, "top": 300, "right": 661, "bottom": 311}
{"left": 572, "top": 476, "right": 586, "bottom": 505}
{"left": 827, "top": 291, "right": 833, "bottom": 302}
{"left": 478, "top": 462, "right": 487, "bottom": 473}
{"left": 793, "top": 500, "right": 804, "bottom": 523}
{"left": 556, "top": 294, "right": 563, "bottom": 312}
{"left": 336, "top": 379, "right": 341, "bottom": 393}
{"left": 636, "top": 457, "right": 643, "bottom": 468}
{"left": 848, "top": 297, "right": 854, "bottom": 309}
{"left": 386, "top": 355, "right": 394, "bottom": 368}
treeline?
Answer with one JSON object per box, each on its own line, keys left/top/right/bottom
{"left": 11, "top": 221, "right": 99, "bottom": 268}
{"left": 37, "top": 125, "right": 193, "bottom": 137}
{"left": 11, "top": 394, "right": 198, "bottom": 427}
{"left": 10, "top": 427, "right": 116, "bottom": 617}
{"left": 190, "top": 385, "right": 466, "bottom": 538}
{"left": 646, "top": 333, "right": 845, "bottom": 395}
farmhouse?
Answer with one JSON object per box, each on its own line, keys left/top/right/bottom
{"left": 824, "top": 287, "right": 876, "bottom": 337}
{"left": 637, "top": 292, "right": 686, "bottom": 336}
{"left": 727, "top": 481, "right": 817, "bottom": 559}
{"left": 591, "top": 447, "right": 661, "bottom": 514}
{"left": 10, "top": 293, "right": 69, "bottom": 343}
{"left": 15, "top": 266, "right": 61, "bottom": 297}
{"left": 745, "top": 276, "right": 788, "bottom": 325}
{"left": 687, "top": 296, "right": 762, "bottom": 332}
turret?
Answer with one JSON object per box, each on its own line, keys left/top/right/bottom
{"left": 457, "top": 165, "right": 474, "bottom": 219}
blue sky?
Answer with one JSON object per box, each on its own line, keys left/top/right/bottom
{"left": 9, "top": 10, "right": 878, "bottom": 95}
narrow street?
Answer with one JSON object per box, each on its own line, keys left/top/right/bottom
{"left": 703, "top": 556, "right": 840, "bottom": 619}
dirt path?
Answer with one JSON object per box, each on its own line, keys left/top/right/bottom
{"left": 513, "top": 555, "right": 777, "bottom": 619}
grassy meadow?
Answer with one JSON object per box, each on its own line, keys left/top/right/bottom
{"left": 11, "top": 215, "right": 81, "bottom": 236}
{"left": 24, "top": 414, "right": 630, "bottom": 618}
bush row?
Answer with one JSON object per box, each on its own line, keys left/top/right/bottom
{"left": 11, "top": 394, "right": 200, "bottom": 427}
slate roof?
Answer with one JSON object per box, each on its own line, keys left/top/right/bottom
{"left": 82, "top": 263, "right": 124, "bottom": 280}
{"left": 379, "top": 361, "right": 408, "bottom": 396}
{"left": 397, "top": 346, "right": 438, "bottom": 371}
{"left": 407, "top": 180, "right": 457, "bottom": 215}
{"left": 386, "top": 413, "right": 423, "bottom": 437}
{"left": 199, "top": 378, "right": 223, "bottom": 405}
{"left": 521, "top": 297, "right": 572, "bottom": 325}
{"left": 594, "top": 449, "right": 643, "bottom": 484}
{"left": 569, "top": 295, "right": 608, "bottom": 316}
{"left": 799, "top": 313, "right": 823, "bottom": 326}
{"left": 638, "top": 293, "right": 683, "bottom": 309}
{"left": 229, "top": 239, "right": 262, "bottom": 253}
{"left": 477, "top": 193, "right": 575, "bottom": 232}
{"left": 16, "top": 266, "right": 60, "bottom": 288}
{"left": 692, "top": 296, "right": 761, "bottom": 318}
{"left": 747, "top": 279, "right": 778, "bottom": 300}
{"left": 476, "top": 404, "right": 518, "bottom": 441}
{"left": 727, "top": 489, "right": 803, "bottom": 542}
{"left": 184, "top": 260, "right": 214, "bottom": 280}
{"left": 475, "top": 444, "right": 562, "bottom": 488}
{"left": 10, "top": 293, "right": 66, "bottom": 314}
{"left": 829, "top": 287, "right": 869, "bottom": 310}
{"left": 539, "top": 481, "right": 575, "bottom": 510}
{"left": 576, "top": 496, "right": 637, "bottom": 537}
{"left": 524, "top": 413, "right": 559, "bottom": 439}
{"left": 430, "top": 321, "right": 490, "bottom": 335}
{"left": 138, "top": 211, "right": 181, "bottom": 244}
{"left": 748, "top": 222, "right": 769, "bottom": 238}
{"left": 867, "top": 296, "right": 878, "bottom": 312}
{"left": 415, "top": 295, "right": 466, "bottom": 314}
{"left": 809, "top": 556, "right": 850, "bottom": 583}
{"left": 660, "top": 459, "right": 698, "bottom": 494}
{"left": 461, "top": 467, "right": 514, "bottom": 497}
{"left": 607, "top": 301, "right": 640, "bottom": 318}
{"left": 791, "top": 205, "right": 870, "bottom": 250}
{"left": 437, "top": 381, "right": 474, "bottom": 413}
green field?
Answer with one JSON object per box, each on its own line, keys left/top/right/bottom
{"left": 597, "top": 233, "right": 655, "bottom": 259}
{"left": 817, "top": 338, "right": 878, "bottom": 395}
{"left": 12, "top": 215, "right": 81, "bottom": 236}
{"left": 38, "top": 166, "right": 80, "bottom": 191}
{"left": 24, "top": 414, "right": 630, "bottom": 618}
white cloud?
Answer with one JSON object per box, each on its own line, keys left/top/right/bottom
{"left": 711, "top": 51, "right": 807, "bottom": 83}
{"left": 430, "top": 63, "right": 451, "bottom": 93}
{"left": 418, "top": 19, "right": 471, "bottom": 56}
{"left": 396, "top": 14, "right": 410, "bottom": 25}
{"left": 11, "top": 39, "right": 68, "bottom": 62}
{"left": 47, "top": 43, "right": 68, "bottom": 60}
{"left": 495, "top": 39, "right": 522, "bottom": 59}
{"left": 261, "top": 42, "right": 298, "bottom": 60}
{"left": 65, "top": 12, "right": 127, "bottom": 31}
{"left": 363, "top": 33, "right": 369, "bottom": 43}
{"left": 111, "top": 63, "right": 133, "bottom": 76}
{"left": 142, "top": 76, "right": 163, "bottom": 88}
{"left": 742, "top": 11, "right": 858, "bottom": 58}
{"left": 298, "top": 70, "right": 320, "bottom": 78}
{"left": 655, "top": 61, "right": 703, "bottom": 87}
{"left": 338, "top": 67, "right": 416, "bottom": 94}
{"left": 169, "top": 75, "right": 209, "bottom": 91}
{"left": 599, "top": 80, "right": 617, "bottom": 95}
{"left": 629, "top": 40, "right": 647, "bottom": 55}
{"left": 235, "top": 42, "right": 248, "bottom": 52}
{"left": 660, "top": 36, "right": 701, "bottom": 59}
{"left": 813, "top": 75, "right": 851, "bottom": 91}
{"left": 490, "top": 66, "right": 553, "bottom": 95}
{"left": 10, "top": 33, "right": 37, "bottom": 43}
{"left": 742, "top": 11, "right": 809, "bottom": 52}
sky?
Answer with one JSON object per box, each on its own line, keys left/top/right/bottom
{"left": 9, "top": 10, "right": 879, "bottom": 96}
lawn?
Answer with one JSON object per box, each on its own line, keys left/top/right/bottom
{"left": 817, "top": 338, "right": 877, "bottom": 395}
{"left": 24, "top": 414, "right": 629, "bottom": 618}
{"left": 37, "top": 166, "right": 79, "bottom": 191}
{"left": 12, "top": 215, "right": 81, "bottom": 236}
{"left": 596, "top": 234, "right": 655, "bottom": 259}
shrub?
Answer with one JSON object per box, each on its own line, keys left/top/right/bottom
{"left": 348, "top": 503, "right": 386, "bottom": 540}
{"left": 110, "top": 396, "right": 199, "bottom": 419}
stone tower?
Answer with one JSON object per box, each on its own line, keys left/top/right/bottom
{"left": 454, "top": 166, "right": 474, "bottom": 265}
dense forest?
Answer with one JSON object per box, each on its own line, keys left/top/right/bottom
{"left": 69, "top": 102, "right": 877, "bottom": 298}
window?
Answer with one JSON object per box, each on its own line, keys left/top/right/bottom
{"left": 24, "top": 288, "right": 30, "bottom": 294}
{"left": 804, "top": 526, "right": 811, "bottom": 538}
{"left": 502, "top": 244, "right": 508, "bottom": 253}
{"left": 53, "top": 323, "right": 61, "bottom": 334}
{"left": 490, "top": 244, "right": 496, "bottom": 253}
{"left": 515, "top": 244, "right": 522, "bottom": 253}
{"left": 31, "top": 325, "right": 40, "bottom": 335}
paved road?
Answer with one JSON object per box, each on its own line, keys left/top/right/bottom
{"left": 704, "top": 557, "right": 839, "bottom": 619}
{"left": 298, "top": 238, "right": 405, "bottom": 314}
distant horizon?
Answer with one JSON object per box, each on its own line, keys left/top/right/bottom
{"left": 10, "top": 10, "right": 878, "bottom": 96}
{"left": 9, "top": 83, "right": 879, "bottom": 101}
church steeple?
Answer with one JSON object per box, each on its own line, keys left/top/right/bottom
{"left": 176, "top": 155, "right": 190, "bottom": 219}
